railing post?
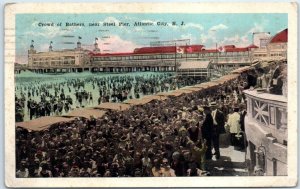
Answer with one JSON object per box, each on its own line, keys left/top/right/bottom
{"left": 247, "top": 97, "right": 252, "bottom": 116}
{"left": 278, "top": 108, "right": 287, "bottom": 132}
{"left": 254, "top": 145, "right": 266, "bottom": 176}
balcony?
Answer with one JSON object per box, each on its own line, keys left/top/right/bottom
{"left": 244, "top": 89, "right": 287, "bottom": 145}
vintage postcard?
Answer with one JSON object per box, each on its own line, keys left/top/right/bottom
{"left": 4, "top": 2, "right": 298, "bottom": 188}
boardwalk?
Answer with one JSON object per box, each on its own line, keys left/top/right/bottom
{"left": 207, "top": 146, "right": 248, "bottom": 176}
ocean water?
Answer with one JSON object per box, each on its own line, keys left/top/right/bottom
{"left": 15, "top": 71, "right": 176, "bottom": 121}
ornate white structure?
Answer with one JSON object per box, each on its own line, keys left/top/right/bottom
{"left": 244, "top": 89, "right": 287, "bottom": 176}
{"left": 27, "top": 41, "right": 91, "bottom": 73}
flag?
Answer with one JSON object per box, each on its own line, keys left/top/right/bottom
{"left": 218, "top": 46, "right": 225, "bottom": 53}
{"left": 186, "top": 47, "right": 193, "bottom": 53}
{"left": 176, "top": 46, "right": 184, "bottom": 54}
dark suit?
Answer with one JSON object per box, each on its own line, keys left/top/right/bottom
{"left": 201, "top": 113, "right": 213, "bottom": 160}
{"left": 240, "top": 110, "right": 247, "bottom": 132}
{"left": 211, "top": 110, "right": 225, "bottom": 158}
{"left": 269, "top": 67, "right": 283, "bottom": 95}
{"left": 245, "top": 74, "right": 257, "bottom": 89}
{"left": 239, "top": 110, "right": 247, "bottom": 149}
{"left": 213, "top": 110, "right": 225, "bottom": 134}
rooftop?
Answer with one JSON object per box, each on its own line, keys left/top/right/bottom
{"left": 269, "top": 28, "right": 288, "bottom": 43}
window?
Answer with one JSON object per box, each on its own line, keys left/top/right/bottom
{"left": 219, "top": 52, "right": 225, "bottom": 56}
{"left": 162, "top": 55, "right": 168, "bottom": 59}
{"left": 167, "top": 54, "right": 174, "bottom": 59}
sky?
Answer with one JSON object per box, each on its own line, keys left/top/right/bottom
{"left": 15, "top": 13, "right": 287, "bottom": 63}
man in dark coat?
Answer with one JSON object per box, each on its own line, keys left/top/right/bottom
{"left": 269, "top": 65, "right": 283, "bottom": 95}
{"left": 245, "top": 70, "right": 257, "bottom": 89}
{"left": 210, "top": 102, "right": 225, "bottom": 159}
{"left": 239, "top": 104, "right": 247, "bottom": 150}
{"left": 201, "top": 105, "right": 213, "bottom": 160}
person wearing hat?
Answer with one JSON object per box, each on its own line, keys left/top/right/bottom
{"left": 201, "top": 105, "right": 213, "bottom": 160}
{"left": 226, "top": 105, "right": 241, "bottom": 147}
{"left": 210, "top": 102, "right": 225, "bottom": 159}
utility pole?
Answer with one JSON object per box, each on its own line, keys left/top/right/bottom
{"left": 186, "top": 43, "right": 188, "bottom": 61}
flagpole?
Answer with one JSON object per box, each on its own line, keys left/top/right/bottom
{"left": 186, "top": 43, "right": 188, "bottom": 61}
{"left": 175, "top": 42, "right": 177, "bottom": 73}
{"left": 216, "top": 43, "right": 218, "bottom": 64}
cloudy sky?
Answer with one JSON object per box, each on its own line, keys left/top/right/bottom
{"left": 16, "top": 13, "right": 287, "bottom": 63}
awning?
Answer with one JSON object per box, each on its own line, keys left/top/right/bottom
{"left": 231, "top": 66, "right": 251, "bottom": 74}
{"left": 93, "top": 102, "right": 131, "bottom": 111}
{"left": 194, "top": 83, "right": 212, "bottom": 89}
{"left": 219, "top": 74, "right": 239, "bottom": 81}
{"left": 125, "top": 98, "right": 154, "bottom": 106}
{"left": 173, "top": 89, "right": 194, "bottom": 94}
{"left": 189, "top": 85, "right": 204, "bottom": 89}
{"left": 16, "top": 116, "right": 75, "bottom": 131}
{"left": 210, "top": 80, "right": 225, "bottom": 85}
{"left": 179, "top": 60, "right": 211, "bottom": 69}
{"left": 65, "top": 108, "right": 106, "bottom": 119}
{"left": 181, "top": 87, "right": 204, "bottom": 92}
{"left": 125, "top": 95, "right": 167, "bottom": 106}
{"left": 209, "top": 80, "right": 225, "bottom": 85}
{"left": 142, "top": 95, "right": 168, "bottom": 101}
{"left": 157, "top": 92, "right": 184, "bottom": 97}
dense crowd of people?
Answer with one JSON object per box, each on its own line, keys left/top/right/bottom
{"left": 16, "top": 59, "right": 287, "bottom": 177}
{"left": 15, "top": 73, "right": 203, "bottom": 122}
{"left": 15, "top": 61, "right": 287, "bottom": 177}
{"left": 255, "top": 61, "right": 287, "bottom": 96}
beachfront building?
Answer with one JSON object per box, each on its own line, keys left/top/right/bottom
{"left": 27, "top": 41, "right": 91, "bottom": 73}
{"left": 251, "top": 29, "right": 288, "bottom": 61}
{"left": 26, "top": 43, "right": 254, "bottom": 74}
{"left": 23, "top": 29, "right": 287, "bottom": 74}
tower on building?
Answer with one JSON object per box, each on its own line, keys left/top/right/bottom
{"left": 28, "top": 40, "right": 36, "bottom": 54}
{"left": 94, "top": 37, "right": 100, "bottom": 52}
{"left": 49, "top": 41, "right": 53, "bottom": 52}
{"left": 76, "top": 36, "right": 82, "bottom": 49}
